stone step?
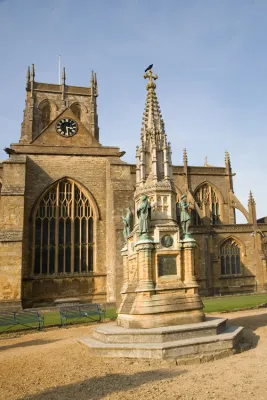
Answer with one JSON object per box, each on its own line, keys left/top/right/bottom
{"left": 92, "top": 317, "right": 227, "bottom": 344}
{"left": 79, "top": 324, "right": 243, "bottom": 359}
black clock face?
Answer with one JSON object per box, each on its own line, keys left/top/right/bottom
{"left": 56, "top": 118, "right": 78, "bottom": 137}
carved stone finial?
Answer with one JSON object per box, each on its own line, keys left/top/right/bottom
{"left": 26, "top": 66, "right": 30, "bottom": 86}
{"left": 225, "top": 150, "right": 231, "bottom": 168}
{"left": 144, "top": 69, "right": 158, "bottom": 90}
{"left": 90, "top": 70, "right": 98, "bottom": 97}
{"left": 94, "top": 72, "right": 98, "bottom": 96}
{"left": 62, "top": 67, "right": 66, "bottom": 85}
{"left": 248, "top": 190, "right": 255, "bottom": 205}
{"left": 204, "top": 156, "right": 208, "bottom": 167}
{"left": 183, "top": 148, "right": 188, "bottom": 164}
{"left": 31, "top": 64, "right": 35, "bottom": 80}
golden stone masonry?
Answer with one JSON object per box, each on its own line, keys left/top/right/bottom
{"left": 0, "top": 65, "right": 266, "bottom": 310}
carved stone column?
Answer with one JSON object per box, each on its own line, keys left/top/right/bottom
{"left": 182, "top": 240, "right": 198, "bottom": 290}
{"left": 121, "top": 247, "right": 129, "bottom": 294}
{"left": 135, "top": 240, "right": 155, "bottom": 292}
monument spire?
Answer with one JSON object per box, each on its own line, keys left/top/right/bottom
{"left": 137, "top": 68, "right": 172, "bottom": 186}
{"left": 141, "top": 69, "right": 165, "bottom": 142}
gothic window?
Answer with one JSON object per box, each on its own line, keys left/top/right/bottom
{"left": 192, "top": 209, "right": 201, "bottom": 225}
{"left": 192, "top": 184, "right": 221, "bottom": 225}
{"left": 33, "top": 179, "right": 94, "bottom": 276}
{"left": 39, "top": 101, "right": 51, "bottom": 131}
{"left": 220, "top": 239, "right": 241, "bottom": 276}
{"left": 70, "top": 103, "right": 82, "bottom": 120}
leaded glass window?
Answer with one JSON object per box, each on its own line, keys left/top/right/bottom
{"left": 220, "top": 239, "right": 241, "bottom": 276}
{"left": 33, "top": 180, "right": 94, "bottom": 275}
{"left": 192, "top": 184, "right": 221, "bottom": 225}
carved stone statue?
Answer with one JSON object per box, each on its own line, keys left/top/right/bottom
{"left": 137, "top": 195, "right": 151, "bottom": 235}
{"left": 179, "top": 194, "right": 191, "bottom": 236}
{"left": 121, "top": 207, "right": 134, "bottom": 245}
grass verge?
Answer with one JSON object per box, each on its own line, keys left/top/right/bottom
{"left": 203, "top": 294, "right": 267, "bottom": 313}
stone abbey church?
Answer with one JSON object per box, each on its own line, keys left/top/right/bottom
{"left": 0, "top": 64, "right": 267, "bottom": 310}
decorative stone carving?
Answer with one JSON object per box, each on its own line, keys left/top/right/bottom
{"left": 178, "top": 194, "right": 191, "bottom": 237}
{"left": 161, "top": 235, "right": 174, "bottom": 248}
{"left": 137, "top": 195, "right": 151, "bottom": 235}
{"left": 121, "top": 207, "right": 134, "bottom": 245}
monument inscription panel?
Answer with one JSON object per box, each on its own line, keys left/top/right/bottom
{"left": 158, "top": 256, "right": 177, "bottom": 277}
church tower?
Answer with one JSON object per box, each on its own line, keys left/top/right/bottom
{"left": 21, "top": 64, "right": 99, "bottom": 143}
{"left": 0, "top": 65, "right": 125, "bottom": 309}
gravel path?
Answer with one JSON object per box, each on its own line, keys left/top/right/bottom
{"left": 1, "top": 309, "right": 267, "bottom": 400}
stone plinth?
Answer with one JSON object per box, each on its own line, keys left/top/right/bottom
{"left": 117, "top": 235, "right": 205, "bottom": 329}
{"left": 79, "top": 317, "right": 244, "bottom": 360}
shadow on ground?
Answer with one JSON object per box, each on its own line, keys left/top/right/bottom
{"left": 23, "top": 369, "right": 184, "bottom": 400}
{"left": 226, "top": 311, "right": 267, "bottom": 348}
{"left": 0, "top": 338, "right": 62, "bottom": 351}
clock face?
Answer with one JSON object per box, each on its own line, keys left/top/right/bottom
{"left": 56, "top": 118, "right": 78, "bottom": 137}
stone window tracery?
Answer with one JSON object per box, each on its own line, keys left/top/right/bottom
{"left": 192, "top": 184, "right": 221, "bottom": 225}
{"left": 220, "top": 239, "right": 241, "bottom": 276}
{"left": 32, "top": 179, "right": 94, "bottom": 276}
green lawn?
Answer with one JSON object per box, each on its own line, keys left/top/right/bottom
{"left": 1, "top": 295, "right": 267, "bottom": 334}
{"left": 0, "top": 307, "right": 117, "bottom": 334}
{"left": 43, "top": 307, "right": 117, "bottom": 326}
{"left": 203, "top": 294, "right": 267, "bottom": 313}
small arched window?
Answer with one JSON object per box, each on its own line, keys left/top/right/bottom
{"left": 32, "top": 179, "right": 94, "bottom": 276}
{"left": 220, "top": 239, "right": 241, "bottom": 276}
{"left": 192, "top": 184, "right": 221, "bottom": 225}
{"left": 39, "top": 101, "right": 51, "bottom": 131}
{"left": 70, "top": 103, "right": 82, "bottom": 120}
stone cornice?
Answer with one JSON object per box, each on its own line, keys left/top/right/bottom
{"left": 191, "top": 224, "right": 254, "bottom": 234}
{"left": 9, "top": 144, "right": 121, "bottom": 157}
{"left": 131, "top": 165, "right": 228, "bottom": 176}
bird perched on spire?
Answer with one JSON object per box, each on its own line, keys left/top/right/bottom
{"left": 145, "top": 64, "right": 153, "bottom": 72}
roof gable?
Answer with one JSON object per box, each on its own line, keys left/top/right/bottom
{"left": 32, "top": 108, "right": 100, "bottom": 147}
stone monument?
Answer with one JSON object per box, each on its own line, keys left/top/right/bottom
{"left": 79, "top": 69, "right": 244, "bottom": 361}
{"left": 116, "top": 69, "right": 204, "bottom": 329}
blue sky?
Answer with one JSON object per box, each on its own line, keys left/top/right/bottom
{"left": 0, "top": 0, "right": 267, "bottom": 221}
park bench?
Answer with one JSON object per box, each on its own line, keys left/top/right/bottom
{"left": 59, "top": 304, "right": 106, "bottom": 327}
{"left": 0, "top": 310, "right": 44, "bottom": 333}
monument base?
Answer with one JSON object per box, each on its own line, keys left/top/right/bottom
{"left": 117, "top": 292, "right": 205, "bottom": 329}
{"left": 117, "top": 310, "right": 204, "bottom": 329}
{"left": 79, "top": 317, "right": 244, "bottom": 361}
